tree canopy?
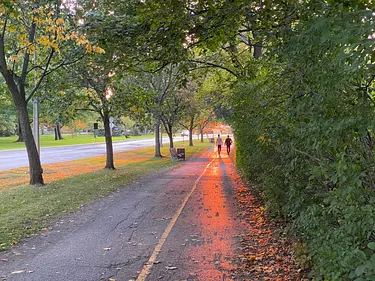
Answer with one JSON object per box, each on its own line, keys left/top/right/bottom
{"left": 2, "top": 1, "right": 375, "bottom": 279}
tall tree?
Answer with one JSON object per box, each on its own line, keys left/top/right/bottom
{"left": 179, "top": 80, "right": 200, "bottom": 146}
{"left": 136, "top": 64, "right": 182, "bottom": 156}
{"left": 195, "top": 111, "right": 213, "bottom": 143}
{"left": 68, "top": 55, "right": 118, "bottom": 169}
{"left": 0, "top": 1, "right": 103, "bottom": 184}
{"left": 160, "top": 84, "right": 189, "bottom": 149}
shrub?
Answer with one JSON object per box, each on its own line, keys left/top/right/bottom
{"left": 232, "top": 7, "right": 375, "bottom": 280}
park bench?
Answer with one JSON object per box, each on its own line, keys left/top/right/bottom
{"left": 170, "top": 148, "right": 185, "bottom": 161}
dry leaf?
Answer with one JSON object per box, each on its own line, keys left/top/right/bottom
{"left": 11, "top": 270, "right": 25, "bottom": 274}
{"left": 165, "top": 266, "right": 177, "bottom": 270}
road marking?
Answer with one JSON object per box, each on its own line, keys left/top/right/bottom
{"left": 136, "top": 158, "right": 215, "bottom": 281}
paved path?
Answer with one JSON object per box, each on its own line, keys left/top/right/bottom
{"left": 0, "top": 148, "right": 244, "bottom": 281}
{"left": 0, "top": 137, "right": 185, "bottom": 171}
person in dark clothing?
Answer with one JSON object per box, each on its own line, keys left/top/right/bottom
{"left": 225, "top": 135, "right": 232, "bottom": 154}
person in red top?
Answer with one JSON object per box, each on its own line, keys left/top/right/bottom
{"left": 225, "top": 135, "right": 232, "bottom": 154}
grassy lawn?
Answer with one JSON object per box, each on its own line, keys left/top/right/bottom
{"left": 0, "top": 141, "right": 212, "bottom": 251}
{"left": 0, "top": 134, "right": 154, "bottom": 150}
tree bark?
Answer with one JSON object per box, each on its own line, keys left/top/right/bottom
{"left": 54, "top": 123, "right": 63, "bottom": 140}
{"left": 160, "top": 128, "right": 163, "bottom": 147}
{"left": 163, "top": 122, "right": 174, "bottom": 148}
{"left": 57, "top": 124, "right": 63, "bottom": 139}
{"left": 254, "top": 41, "right": 262, "bottom": 59}
{"left": 201, "top": 131, "right": 204, "bottom": 142}
{"left": 15, "top": 119, "right": 24, "bottom": 142}
{"left": 168, "top": 131, "right": 174, "bottom": 148}
{"left": 154, "top": 122, "right": 162, "bottom": 157}
{"left": 161, "top": 118, "right": 174, "bottom": 148}
{"left": 103, "top": 113, "right": 115, "bottom": 169}
{"left": 17, "top": 99, "right": 44, "bottom": 185}
{"left": 188, "top": 117, "right": 194, "bottom": 147}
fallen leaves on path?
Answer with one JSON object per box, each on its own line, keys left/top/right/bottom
{"left": 231, "top": 178, "right": 311, "bottom": 281}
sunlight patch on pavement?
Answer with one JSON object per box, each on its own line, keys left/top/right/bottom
{"left": 136, "top": 158, "right": 215, "bottom": 281}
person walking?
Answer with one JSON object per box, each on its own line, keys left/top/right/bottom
{"left": 225, "top": 135, "right": 232, "bottom": 154}
{"left": 216, "top": 134, "right": 223, "bottom": 156}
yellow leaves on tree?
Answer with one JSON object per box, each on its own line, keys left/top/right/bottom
{"left": 70, "top": 120, "right": 86, "bottom": 131}
{"left": 85, "top": 88, "right": 102, "bottom": 104}
{"left": 0, "top": 6, "right": 6, "bottom": 16}
{"left": 9, "top": 55, "right": 19, "bottom": 63}
{"left": 1, "top": 2, "right": 105, "bottom": 67}
{"left": 8, "top": 26, "right": 16, "bottom": 33}
{"left": 55, "top": 18, "right": 64, "bottom": 25}
{"left": 85, "top": 89, "right": 98, "bottom": 99}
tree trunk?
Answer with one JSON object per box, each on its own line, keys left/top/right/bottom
{"left": 4, "top": 77, "right": 43, "bottom": 184}
{"left": 201, "top": 131, "right": 204, "bottom": 142}
{"left": 17, "top": 100, "right": 44, "bottom": 185}
{"left": 54, "top": 123, "right": 63, "bottom": 140}
{"left": 57, "top": 124, "right": 63, "bottom": 139}
{"left": 1, "top": 13, "right": 43, "bottom": 185}
{"left": 103, "top": 113, "right": 115, "bottom": 169}
{"left": 160, "top": 128, "right": 163, "bottom": 147}
{"left": 163, "top": 122, "right": 174, "bottom": 148}
{"left": 154, "top": 122, "right": 162, "bottom": 157}
{"left": 15, "top": 119, "right": 24, "bottom": 142}
{"left": 188, "top": 117, "right": 194, "bottom": 147}
{"left": 168, "top": 131, "right": 174, "bottom": 148}
{"left": 161, "top": 118, "right": 174, "bottom": 149}
{"left": 254, "top": 41, "right": 262, "bottom": 59}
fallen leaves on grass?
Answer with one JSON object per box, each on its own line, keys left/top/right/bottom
{"left": 0, "top": 149, "right": 156, "bottom": 190}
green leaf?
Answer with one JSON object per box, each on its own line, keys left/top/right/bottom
{"left": 370, "top": 254, "right": 375, "bottom": 263}
{"left": 350, "top": 270, "right": 358, "bottom": 278}
{"left": 365, "top": 274, "right": 375, "bottom": 281}
{"left": 368, "top": 242, "right": 375, "bottom": 250}
{"left": 355, "top": 265, "right": 366, "bottom": 277}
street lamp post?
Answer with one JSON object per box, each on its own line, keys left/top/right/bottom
{"left": 32, "top": 50, "right": 40, "bottom": 155}
{"left": 33, "top": 98, "right": 40, "bottom": 155}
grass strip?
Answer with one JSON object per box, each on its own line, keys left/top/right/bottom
{"left": 0, "top": 142, "right": 211, "bottom": 251}
{"left": 0, "top": 134, "right": 154, "bottom": 150}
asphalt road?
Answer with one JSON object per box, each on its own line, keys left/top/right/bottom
{"left": 0, "top": 136, "right": 185, "bottom": 171}
{"left": 0, "top": 148, "right": 244, "bottom": 281}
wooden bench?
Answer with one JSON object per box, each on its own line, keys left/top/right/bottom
{"left": 170, "top": 148, "right": 185, "bottom": 161}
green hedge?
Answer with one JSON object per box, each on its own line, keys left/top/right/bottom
{"left": 232, "top": 7, "right": 375, "bottom": 281}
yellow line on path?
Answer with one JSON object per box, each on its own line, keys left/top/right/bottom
{"left": 136, "top": 158, "right": 215, "bottom": 281}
